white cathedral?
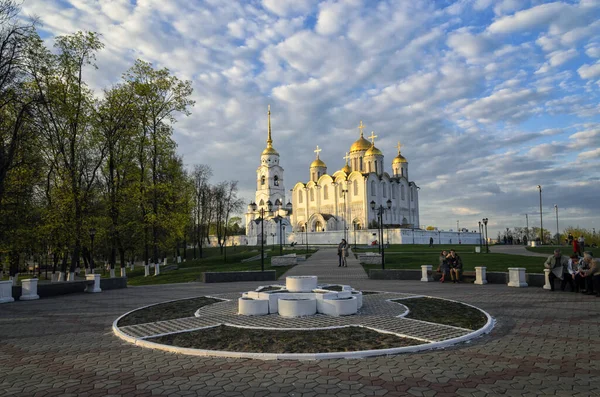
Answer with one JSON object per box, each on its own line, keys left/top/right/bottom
{"left": 245, "top": 106, "right": 422, "bottom": 246}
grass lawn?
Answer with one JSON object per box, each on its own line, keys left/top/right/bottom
{"left": 126, "top": 247, "right": 316, "bottom": 286}
{"left": 354, "top": 244, "right": 482, "bottom": 254}
{"left": 361, "top": 250, "right": 546, "bottom": 274}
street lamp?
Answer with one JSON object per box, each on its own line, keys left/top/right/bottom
{"left": 371, "top": 199, "right": 392, "bottom": 269}
{"left": 270, "top": 233, "right": 275, "bottom": 250}
{"left": 554, "top": 204, "right": 559, "bottom": 245}
{"left": 457, "top": 220, "right": 460, "bottom": 244}
{"left": 537, "top": 185, "right": 544, "bottom": 244}
{"left": 482, "top": 218, "right": 489, "bottom": 253}
{"left": 353, "top": 221, "right": 357, "bottom": 249}
{"left": 478, "top": 221, "right": 482, "bottom": 251}
{"left": 250, "top": 200, "right": 272, "bottom": 272}
{"left": 273, "top": 215, "right": 284, "bottom": 255}
{"left": 89, "top": 227, "right": 96, "bottom": 274}
{"left": 342, "top": 187, "right": 348, "bottom": 242}
{"left": 305, "top": 222, "right": 308, "bottom": 254}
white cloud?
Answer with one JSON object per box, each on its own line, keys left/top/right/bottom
{"left": 487, "top": 3, "right": 569, "bottom": 34}
{"left": 577, "top": 61, "right": 600, "bottom": 79}
{"left": 262, "top": 0, "right": 316, "bottom": 17}
{"left": 579, "top": 148, "right": 600, "bottom": 159}
{"left": 586, "top": 44, "right": 600, "bottom": 58}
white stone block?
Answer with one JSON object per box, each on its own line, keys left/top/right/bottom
{"left": 475, "top": 246, "right": 481, "bottom": 253}
{"left": 530, "top": 241, "right": 537, "bottom": 247}
{"left": 120, "top": 267, "right": 127, "bottom": 278}
{"left": 352, "top": 291, "right": 363, "bottom": 309}
{"left": 286, "top": 276, "right": 317, "bottom": 292}
{"left": 238, "top": 297, "right": 269, "bottom": 315}
{"left": 318, "top": 296, "right": 358, "bottom": 316}
{"left": 109, "top": 268, "right": 115, "bottom": 278}
{"left": 421, "top": 265, "right": 433, "bottom": 282}
{"left": 474, "top": 267, "right": 488, "bottom": 285}
{"left": 278, "top": 298, "right": 317, "bottom": 317}
{"left": 67, "top": 272, "right": 76, "bottom": 281}
{"left": 144, "top": 264, "right": 150, "bottom": 277}
{"left": 543, "top": 269, "right": 552, "bottom": 290}
{"left": 0, "top": 280, "right": 14, "bottom": 303}
{"left": 508, "top": 267, "right": 528, "bottom": 287}
{"left": 57, "top": 272, "right": 65, "bottom": 282}
{"left": 154, "top": 263, "right": 160, "bottom": 276}
{"left": 20, "top": 278, "right": 39, "bottom": 300}
{"left": 85, "top": 274, "right": 102, "bottom": 293}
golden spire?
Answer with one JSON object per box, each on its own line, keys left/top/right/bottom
{"left": 358, "top": 120, "right": 365, "bottom": 137}
{"left": 396, "top": 141, "right": 402, "bottom": 154}
{"left": 267, "top": 105, "right": 272, "bottom": 148}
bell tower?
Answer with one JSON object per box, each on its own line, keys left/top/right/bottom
{"left": 255, "top": 105, "right": 286, "bottom": 212}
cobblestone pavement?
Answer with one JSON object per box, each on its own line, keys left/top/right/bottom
{"left": 1, "top": 249, "right": 600, "bottom": 396}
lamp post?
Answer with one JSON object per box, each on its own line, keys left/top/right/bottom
{"left": 371, "top": 199, "right": 392, "bottom": 269}
{"left": 270, "top": 233, "right": 275, "bottom": 250}
{"left": 250, "top": 200, "right": 272, "bottom": 272}
{"left": 89, "top": 227, "right": 96, "bottom": 274}
{"left": 482, "top": 218, "right": 489, "bottom": 253}
{"left": 305, "top": 222, "right": 308, "bottom": 254}
{"left": 537, "top": 185, "right": 543, "bottom": 244}
{"left": 353, "top": 221, "right": 357, "bottom": 249}
{"left": 554, "top": 205, "right": 559, "bottom": 245}
{"left": 457, "top": 220, "right": 460, "bottom": 244}
{"left": 525, "top": 213, "right": 529, "bottom": 242}
{"left": 478, "top": 221, "right": 482, "bottom": 250}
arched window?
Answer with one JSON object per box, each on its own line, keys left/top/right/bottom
{"left": 359, "top": 156, "right": 363, "bottom": 171}
{"left": 323, "top": 185, "right": 328, "bottom": 200}
{"left": 401, "top": 168, "right": 404, "bottom": 177}
{"left": 353, "top": 180, "right": 358, "bottom": 195}
{"left": 261, "top": 176, "right": 265, "bottom": 185}
{"left": 310, "top": 189, "right": 314, "bottom": 201}
{"left": 382, "top": 183, "right": 387, "bottom": 198}
{"left": 274, "top": 175, "right": 279, "bottom": 186}
{"left": 371, "top": 180, "right": 376, "bottom": 196}
{"left": 401, "top": 185, "right": 405, "bottom": 200}
{"left": 298, "top": 191, "right": 303, "bottom": 204}
{"left": 259, "top": 199, "right": 264, "bottom": 206}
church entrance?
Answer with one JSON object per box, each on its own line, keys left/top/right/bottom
{"left": 315, "top": 221, "right": 324, "bottom": 232}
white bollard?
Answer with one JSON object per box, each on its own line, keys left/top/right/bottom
{"left": 164, "top": 258, "right": 167, "bottom": 267}
{"left": 120, "top": 267, "right": 126, "bottom": 278}
{"left": 0, "top": 280, "right": 15, "bottom": 303}
{"left": 543, "top": 269, "right": 552, "bottom": 290}
{"left": 57, "top": 272, "right": 65, "bottom": 282}
{"left": 154, "top": 262, "right": 160, "bottom": 276}
{"left": 144, "top": 264, "right": 150, "bottom": 277}
{"left": 85, "top": 274, "right": 101, "bottom": 293}
{"left": 109, "top": 268, "right": 115, "bottom": 278}
{"left": 177, "top": 256, "right": 181, "bottom": 263}
{"left": 67, "top": 272, "right": 75, "bottom": 281}
{"left": 475, "top": 267, "right": 488, "bottom": 285}
{"left": 51, "top": 272, "right": 59, "bottom": 282}
{"left": 421, "top": 265, "right": 433, "bottom": 282}
{"left": 20, "top": 278, "right": 40, "bottom": 300}
{"left": 508, "top": 267, "right": 528, "bottom": 287}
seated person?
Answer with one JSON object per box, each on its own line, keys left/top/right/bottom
{"left": 438, "top": 250, "right": 449, "bottom": 283}
{"left": 446, "top": 249, "right": 463, "bottom": 283}
{"left": 573, "top": 255, "right": 588, "bottom": 293}
{"left": 544, "top": 249, "right": 570, "bottom": 292}
{"left": 581, "top": 252, "right": 599, "bottom": 296}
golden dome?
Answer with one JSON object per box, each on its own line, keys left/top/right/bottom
{"left": 350, "top": 136, "right": 371, "bottom": 152}
{"left": 262, "top": 146, "right": 279, "bottom": 155}
{"left": 340, "top": 164, "right": 351, "bottom": 174}
{"left": 393, "top": 154, "right": 407, "bottom": 164}
{"left": 365, "top": 145, "right": 383, "bottom": 156}
{"left": 310, "top": 158, "right": 326, "bottom": 168}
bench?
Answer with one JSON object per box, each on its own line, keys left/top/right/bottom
{"left": 432, "top": 270, "right": 476, "bottom": 283}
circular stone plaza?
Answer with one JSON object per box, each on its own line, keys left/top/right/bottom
{"left": 1, "top": 247, "right": 599, "bottom": 396}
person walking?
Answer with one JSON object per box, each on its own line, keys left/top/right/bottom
{"left": 578, "top": 236, "right": 585, "bottom": 256}
{"left": 337, "top": 239, "right": 344, "bottom": 267}
{"left": 340, "top": 239, "right": 349, "bottom": 267}
{"left": 429, "top": 237, "right": 434, "bottom": 247}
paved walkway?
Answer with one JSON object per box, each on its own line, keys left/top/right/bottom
{"left": 489, "top": 245, "right": 548, "bottom": 257}
{"left": 1, "top": 249, "right": 600, "bottom": 396}
{"left": 281, "top": 248, "right": 368, "bottom": 282}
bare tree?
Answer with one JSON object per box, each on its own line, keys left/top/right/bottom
{"left": 191, "top": 164, "right": 212, "bottom": 258}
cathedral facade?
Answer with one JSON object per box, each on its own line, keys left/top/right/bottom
{"left": 290, "top": 121, "right": 420, "bottom": 234}
{"left": 244, "top": 108, "right": 420, "bottom": 243}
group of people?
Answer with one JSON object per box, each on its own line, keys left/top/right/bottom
{"left": 544, "top": 249, "right": 599, "bottom": 296}
{"left": 337, "top": 239, "right": 349, "bottom": 267}
{"left": 437, "top": 249, "right": 463, "bottom": 283}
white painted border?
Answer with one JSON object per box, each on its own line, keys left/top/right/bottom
{"left": 113, "top": 292, "right": 495, "bottom": 361}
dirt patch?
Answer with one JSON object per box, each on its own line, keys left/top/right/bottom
{"left": 150, "top": 325, "right": 424, "bottom": 353}
{"left": 321, "top": 285, "right": 343, "bottom": 291}
{"left": 117, "top": 297, "right": 222, "bottom": 327}
{"left": 395, "top": 297, "right": 487, "bottom": 330}
{"left": 257, "top": 286, "right": 283, "bottom": 292}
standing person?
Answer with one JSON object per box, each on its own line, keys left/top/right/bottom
{"left": 578, "top": 236, "right": 585, "bottom": 256}
{"left": 438, "top": 250, "right": 449, "bottom": 283}
{"left": 340, "top": 239, "right": 349, "bottom": 267}
{"left": 573, "top": 236, "right": 579, "bottom": 254}
{"left": 544, "top": 249, "right": 570, "bottom": 292}
{"left": 568, "top": 233, "right": 574, "bottom": 246}
{"left": 337, "top": 239, "right": 344, "bottom": 267}
{"left": 429, "top": 237, "right": 434, "bottom": 247}
{"left": 447, "top": 249, "right": 463, "bottom": 283}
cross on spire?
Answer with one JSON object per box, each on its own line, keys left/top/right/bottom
{"left": 314, "top": 145, "right": 322, "bottom": 158}
{"left": 358, "top": 121, "right": 365, "bottom": 137}
{"left": 396, "top": 141, "right": 402, "bottom": 154}
{"left": 368, "top": 131, "right": 377, "bottom": 144}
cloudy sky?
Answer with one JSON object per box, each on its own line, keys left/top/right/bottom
{"left": 26, "top": 0, "right": 600, "bottom": 238}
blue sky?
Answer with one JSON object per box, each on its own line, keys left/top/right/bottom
{"left": 26, "top": 0, "right": 600, "bottom": 238}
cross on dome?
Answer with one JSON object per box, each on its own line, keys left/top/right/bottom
{"left": 368, "top": 131, "right": 377, "bottom": 144}
{"left": 358, "top": 121, "right": 365, "bottom": 137}
{"left": 396, "top": 141, "right": 402, "bottom": 154}
{"left": 314, "top": 145, "right": 322, "bottom": 158}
